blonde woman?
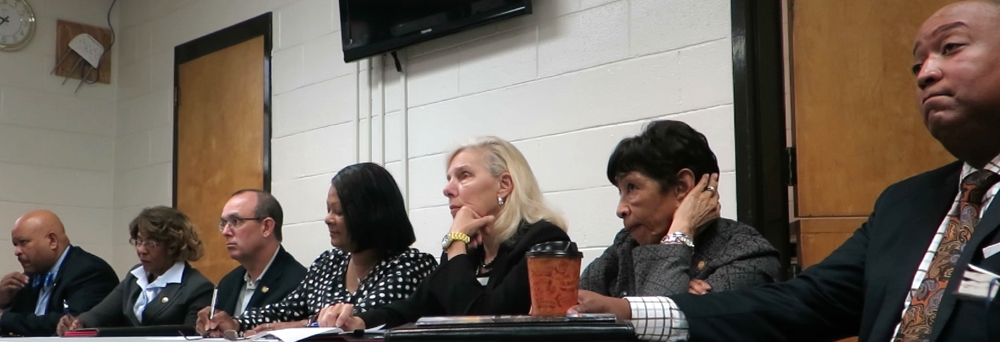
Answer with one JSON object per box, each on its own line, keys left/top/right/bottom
{"left": 315, "top": 136, "right": 570, "bottom": 329}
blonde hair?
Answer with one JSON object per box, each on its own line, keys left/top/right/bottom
{"left": 447, "top": 136, "right": 568, "bottom": 244}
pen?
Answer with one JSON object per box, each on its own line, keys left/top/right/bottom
{"left": 209, "top": 287, "right": 218, "bottom": 320}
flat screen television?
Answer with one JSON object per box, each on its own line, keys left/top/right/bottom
{"left": 338, "top": 0, "right": 532, "bottom": 63}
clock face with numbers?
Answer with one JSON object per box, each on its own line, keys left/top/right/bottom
{"left": 0, "top": 0, "right": 34, "bottom": 51}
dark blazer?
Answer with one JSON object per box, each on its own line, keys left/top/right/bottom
{"left": 0, "top": 246, "right": 118, "bottom": 336}
{"left": 581, "top": 218, "right": 779, "bottom": 297}
{"left": 671, "top": 161, "right": 1000, "bottom": 342}
{"left": 357, "top": 220, "right": 571, "bottom": 328}
{"left": 216, "top": 246, "right": 306, "bottom": 316}
{"left": 76, "top": 262, "right": 214, "bottom": 328}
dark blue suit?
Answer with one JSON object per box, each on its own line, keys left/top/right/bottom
{"left": 671, "top": 161, "right": 1000, "bottom": 341}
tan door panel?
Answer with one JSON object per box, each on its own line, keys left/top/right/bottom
{"left": 791, "top": 0, "right": 955, "bottom": 218}
{"left": 176, "top": 36, "right": 265, "bottom": 284}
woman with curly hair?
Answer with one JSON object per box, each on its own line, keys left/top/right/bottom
{"left": 56, "top": 206, "right": 214, "bottom": 335}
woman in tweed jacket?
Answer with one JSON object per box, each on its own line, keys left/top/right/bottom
{"left": 579, "top": 120, "right": 779, "bottom": 304}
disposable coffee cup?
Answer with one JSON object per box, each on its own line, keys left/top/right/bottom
{"left": 525, "top": 241, "right": 583, "bottom": 316}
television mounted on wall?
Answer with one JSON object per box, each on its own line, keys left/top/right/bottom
{"left": 338, "top": 0, "right": 532, "bottom": 63}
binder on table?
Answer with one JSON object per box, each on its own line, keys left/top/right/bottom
{"left": 64, "top": 325, "right": 198, "bottom": 337}
{"left": 385, "top": 314, "right": 636, "bottom": 342}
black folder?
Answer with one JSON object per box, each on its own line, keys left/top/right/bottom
{"left": 384, "top": 315, "right": 637, "bottom": 342}
{"left": 65, "top": 324, "right": 198, "bottom": 337}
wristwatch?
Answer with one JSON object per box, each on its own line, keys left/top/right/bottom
{"left": 441, "top": 232, "right": 471, "bottom": 250}
{"left": 660, "top": 231, "right": 695, "bottom": 248}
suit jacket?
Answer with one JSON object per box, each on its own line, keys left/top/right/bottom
{"left": 357, "top": 220, "right": 571, "bottom": 328}
{"left": 216, "top": 246, "right": 306, "bottom": 316}
{"left": 671, "top": 161, "right": 1000, "bottom": 341}
{"left": 580, "top": 218, "right": 779, "bottom": 297}
{"left": 0, "top": 246, "right": 118, "bottom": 336}
{"left": 76, "top": 262, "right": 213, "bottom": 328}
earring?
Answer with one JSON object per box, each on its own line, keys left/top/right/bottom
{"left": 498, "top": 196, "right": 505, "bottom": 205}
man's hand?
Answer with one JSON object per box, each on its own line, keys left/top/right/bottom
{"left": 195, "top": 306, "right": 237, "bottom": 337}
{"left": 0, "top": 272, "right": 28, "bottom": 307}
{"left": 56, "top": 315, "right": 80, "bottom": 336}
{"left": 567, "top": 290, "right": 632, "bottom": 320}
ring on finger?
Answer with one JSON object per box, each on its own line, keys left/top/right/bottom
{"left": 705, "top": 185, "right": 716, "bottom": 193}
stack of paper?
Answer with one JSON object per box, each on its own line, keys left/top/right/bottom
{"left": 248, "top": 325, "right": 386, "bottom": 342}
{"left": 249, "top": 327, "right": 342, "bottom": 341}
{"left": 956, "top": 264, "right": 1000, "bottom": 301}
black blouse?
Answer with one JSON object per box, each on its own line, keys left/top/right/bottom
{"left": 356, "top": 220, "right": 570, "bottom": 328}
{"left": 236, "top": 247, "right": 437, "bottom": 330}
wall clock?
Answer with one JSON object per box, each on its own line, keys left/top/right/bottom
{"left": 0, "top": 0, "right": 35, "bottom": 51}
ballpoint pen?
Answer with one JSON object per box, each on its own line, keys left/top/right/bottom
{"left": 209, "top": 288, "right": 219, "bottom": 320}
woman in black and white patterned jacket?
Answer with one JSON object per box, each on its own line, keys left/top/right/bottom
{"left": 197, "top": 163, "right": 437, "bottom": 336}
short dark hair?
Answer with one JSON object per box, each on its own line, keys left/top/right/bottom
{"left": 331, "top": 163, "right": 416, "bottom": 254}
{"left": 231, "top": 189, "right": 284, "bottom": 241}
{"left": 607, "top": 120, "right": 720, "bottom": 191}
{"left": 129, "top": 206, "right": 205, "bottom": 262}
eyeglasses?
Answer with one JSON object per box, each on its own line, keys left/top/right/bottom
{"left": 129, "top": 238, "right": 160, "bottom": 249}
{"left": 217, "top": 216, "right": 266, "bottom": 232}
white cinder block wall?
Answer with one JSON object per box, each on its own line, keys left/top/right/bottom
{"left": 372, "top": 0, "right": 736, "bottom": 266}
{"left": 113, "top": 0, "right": 735, "bottom": 274}
{"left": 0, "top": 0, "right": 118, "bottom": 274}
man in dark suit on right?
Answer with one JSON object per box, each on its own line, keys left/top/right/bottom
{"left": 0, "top": 210, "right": 118, "bottom": 336}
{"left": 212, "top": 190, "right": 305, "bottom": 317}
{"left": 572, "top": 1, "right": 1000, "bottom": 341}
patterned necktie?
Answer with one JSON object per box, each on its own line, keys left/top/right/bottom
{"left": 31, "top": 273, "right": 54, "bottom": 288}
{"left": 895, "top": 169, "right": 1000, "bottom": 342}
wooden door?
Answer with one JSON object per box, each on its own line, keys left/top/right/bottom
{"left": 175, "top": 35, "right": 266, "bottom": 284}
{"left": 789, "top": 1, "right": 958, "bottom": 340}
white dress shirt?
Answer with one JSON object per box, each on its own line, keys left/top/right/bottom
{"left": 34, "top": 247, "right": 71, "bottom": 315}
{"left": 131, "top": 261, "right": 185, "bottom": 322}
{"left": 235, "top": 248, "right": 279, "bottom": 315}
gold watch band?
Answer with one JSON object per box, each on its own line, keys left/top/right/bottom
{"left": 442, "top": 232, "right": 471, "bottom": 250}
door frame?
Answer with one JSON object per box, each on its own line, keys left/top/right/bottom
{"left": 172, "top": 12, "right": 273, "bottom": 206}
{"left": 731, "top": 0, "right": 791, "bottom": 279}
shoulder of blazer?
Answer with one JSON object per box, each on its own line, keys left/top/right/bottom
{"left": 873, "top": 160, "right": 962, "bottom": 209}
{"left": 181, "top": 264, "right": 212, "bottom": 286}
{"left": 696, "top": 218, "right": 779, "bottom": 262}
{"left": 255, "top": 247, "right": 307, "bottom": 291}
{"left": 218, "top": 264, "right": 246, "bottom": 290}
{"left": 57, "top": 246, "right": 115, "bottom": 278}
{"left": 272, "top": 246, "right": 307, "bottom": 276}
{"left": 701, "top": 218, "right": 773, "bottom": 247}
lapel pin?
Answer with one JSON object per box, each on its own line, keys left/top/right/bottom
{"left": 696, "top": 260, "right": 706, "bottom": 270}
{"left": 261, "top": 286, "right": 269, "bottom": 293}
{"left": 161, "top": 297, "right": 169, "bottom": 303}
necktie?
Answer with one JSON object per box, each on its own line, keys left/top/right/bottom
{"left": 895, "top": 169, "right": 1000, "bottom": 342}
{"left": 31, "top": 273, "right": 54, "bottom": 288}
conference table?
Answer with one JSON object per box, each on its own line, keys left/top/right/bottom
{"left": 9, "top": 338, "right": 382, "bottom": 341}
{"left": 6, "top": 317, "right": 638, "bottom": 341}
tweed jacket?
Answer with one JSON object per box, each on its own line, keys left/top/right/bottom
{"left": 580, "top": 218, "right": 779, "bottom": 297}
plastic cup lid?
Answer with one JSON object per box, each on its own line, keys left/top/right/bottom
{"left": 525, "top": 241, "right": 582, "bottom": 257}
